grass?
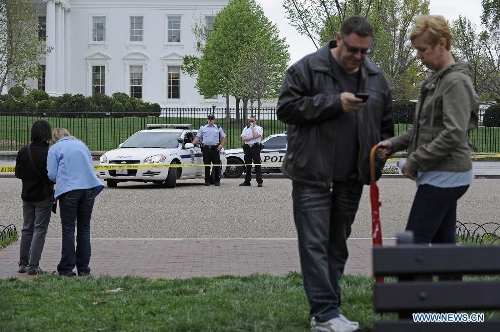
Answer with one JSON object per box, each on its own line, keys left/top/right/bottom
{"left": 2, "top": 234, "right": 500, "bottom": 331}
{"left": 2, "top": 271, "right": 498, "bottom": 331}
{"left": 0, "top": 228, "right": 18, "bottom": 249}
{"left": 0, "top": 273, "right": 380, "bottom": 332}
{"left": 0, "top": 115, "right": 288, "bottom": 151}
{"left": 1, "top": 115, "right": 499, "bottom": 153}
{"left": 457, "top": 233, "right": 500, "bottom": 245}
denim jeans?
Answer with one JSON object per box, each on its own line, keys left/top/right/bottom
{"left": 57, "top": 189, "right": 96, "bottom": 275}
{"left": 407, "top": 184, "right": 469, "bottom": 244}
{"left": 19, "top": 197, "right": 53, "bottom": 268}
{"left": 292, "top": 179, "right": 363, "bottom": 322}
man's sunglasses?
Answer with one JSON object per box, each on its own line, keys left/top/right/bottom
{"left": 342, "top": 38, "right": 370, "bottom": 55}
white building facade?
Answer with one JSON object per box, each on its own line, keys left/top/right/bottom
{"left": 27, "top": 0, "right": 229, "bottom": 108}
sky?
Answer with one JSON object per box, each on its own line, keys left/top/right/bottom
{"left": 255, "top": 0, "right": 484, "bottom": 65}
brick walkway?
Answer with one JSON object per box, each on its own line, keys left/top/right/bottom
{"left": 0, "top": 238, "right": 394, "bottom": 280}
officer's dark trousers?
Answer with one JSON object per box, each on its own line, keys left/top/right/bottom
{"left": 202, "top": 146, "right": 222, "bottom": 184}
{"left": 243, "top": 144, "right": 262, "bottom": 184}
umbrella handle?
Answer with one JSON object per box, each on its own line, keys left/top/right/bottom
{"left": 370, "top": 144, "right": 382, "bottom": 184}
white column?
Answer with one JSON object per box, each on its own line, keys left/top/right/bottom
{"left": 54, "top": 3, "right": 62, "bottom": 94}
{"left": 45, "top": 0, "right": 56, "bottom": 95}
{"left": 61, "top": 8, "right": 66, "bottom": 93}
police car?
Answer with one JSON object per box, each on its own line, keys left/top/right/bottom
{"left": 98, "top": 124, "right": 227, "bottom": 188}
{"left": 223, "top": 133, "right": 286, "bottom": 178}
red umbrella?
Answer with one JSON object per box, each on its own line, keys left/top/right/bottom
{"left": 370, "top": 144, "right": 384, "bottom": 283}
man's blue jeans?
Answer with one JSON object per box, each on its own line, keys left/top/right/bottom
{"left": 292, "top": 179, "right": 363, "bottom": 323}
{"left": 57, "top": 189, "right": 96, "bottom": 275}
{"left": 407, "top": 184, "right": 469, "bottom": 244}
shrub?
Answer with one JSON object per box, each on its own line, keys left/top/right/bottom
{"left": 37, "top": 99, "right": 54, "bottom": 116}
{"left": 0, "top": 94, "right": 15, "bottom": 115}
{"left": 483, "top": 103, "right": 500, "bottom": 127}
{"left": 147, "top": 103, "right": 162, "bottom": 117}
{"left": 8, "top": 86, "right": 25, "bottom": 98}
{"left": 89, "top": 93, "right": 114, "bottom": 114}
{"left": 52, "top": 93, "right": 75, "bottom": 117}
{"left": 111, "top": 100, "right": 125, "bottom": 117}
{"left": 393, "top": 100, "right": 417, "bottom": 124}
{"left": 28, "top": 89, "right": 49, "bottom": 102}
{"left": 112, "top": 92, "right": 130, "bottom": 104}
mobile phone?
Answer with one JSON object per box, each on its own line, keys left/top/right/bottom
{"left": 355, "top": 93, "right": 369, "bottom": 101}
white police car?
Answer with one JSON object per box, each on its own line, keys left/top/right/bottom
{"left": 98, "top": 124, "right": 226, "bottom": 188}
{"left": 223, "top": 132, "right": 400, "bottom": 178}
{"left": 224, "top": 133, "right": 286, "bottom": 178}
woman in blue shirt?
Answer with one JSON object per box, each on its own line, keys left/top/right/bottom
{"left": 47, "top": 128, "right": 104, "bottom": 276}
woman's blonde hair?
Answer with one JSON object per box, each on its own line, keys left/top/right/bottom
{"left": 410, "top": 15, "right": 452, "bottom": 50}
{"left": 52, "top": 128, "right": 71, "bottom": 143}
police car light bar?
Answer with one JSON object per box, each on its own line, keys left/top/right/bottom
{"left": 146, "top": 124, "right": 192, "bottom": 129}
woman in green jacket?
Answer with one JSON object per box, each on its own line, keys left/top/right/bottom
{"left": 378, "top": 15, "right": 479, "bottom": 244}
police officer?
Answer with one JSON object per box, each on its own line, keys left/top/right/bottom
{"left": 192, "top": 114, "right": 226, "bottom": 186}
{"left": 239, "top": 116, "right": 263, "bottom": 187}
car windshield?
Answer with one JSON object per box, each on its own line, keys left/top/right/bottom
{"left": 120, "top": 131, "right": 180, "bottom": 148}
{"left": 263, "top": 136, "right": 287, "bottom": 150}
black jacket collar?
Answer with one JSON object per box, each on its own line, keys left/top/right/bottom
{"left": 309, "top": 40, "right": 381, "bottom": 76}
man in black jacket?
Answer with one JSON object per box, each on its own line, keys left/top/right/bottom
{"left": 15, "top": 120, "right": 54, "bottom": 275}
{"left": 277, "top": 16, "right": 394, "bottom": 332}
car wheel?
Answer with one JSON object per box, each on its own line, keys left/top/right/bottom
{"left": 107, "top": 180, "right": 118, "bottom": 188}
{"left": 164, "top": 161, "right": 180, "bottom": 188}
{"left": 224, "top": 158, "right": 244, "bottom": 178}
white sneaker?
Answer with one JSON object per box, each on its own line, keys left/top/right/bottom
{"left": 339, "top": 314, "right": 359, "bottom": 327}
{"left": 311, "top": 317, "right": 359, "bottom": 332}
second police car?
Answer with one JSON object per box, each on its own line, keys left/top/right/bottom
{"left": 223, "top": 133, "right": 287, "bottom": 178}
{"left": 222, "top": 132, "right": 399, "bottom": 178}
{"left": 98, "top": 124, "right": 227, "bottom": 188}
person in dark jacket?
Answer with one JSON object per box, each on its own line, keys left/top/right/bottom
{"left": 15, "top": 120, "right": 53, "bottom": 275}
{"left": 276, "top": 16, "right": 394, "bottom": 332}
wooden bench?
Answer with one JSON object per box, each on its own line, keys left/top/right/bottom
{"left": 372, "top": 231, "right": 500, "bottom": 332}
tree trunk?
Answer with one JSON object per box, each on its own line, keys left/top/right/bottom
{"left": 235, "top": 97, "right": 240, "bottom": 121}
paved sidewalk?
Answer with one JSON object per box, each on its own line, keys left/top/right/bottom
{"left": 0, "top": 238, "right": 395, "bottom": 280}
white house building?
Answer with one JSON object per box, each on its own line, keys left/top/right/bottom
{"left": 26, "top": 0, "right": 230, "bottom": 108}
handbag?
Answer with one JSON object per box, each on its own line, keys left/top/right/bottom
{"left": 27, "top": 145, "right": 57, "bottom": 214}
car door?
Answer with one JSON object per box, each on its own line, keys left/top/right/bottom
{"left": 187, "top": 130, "right": 204, "bottom": 176}
{"left": 178, "top": 131, "right": 198, "bottom": 177}
{"left": 260, "top": 135, "right": 287, "bottom": 172}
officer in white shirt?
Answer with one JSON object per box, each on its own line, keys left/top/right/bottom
{"left": 239, "top": 116, "right": 263, "bottom": 187}
{"left": 192, "top": 114, "right": 226, "bottom": 186}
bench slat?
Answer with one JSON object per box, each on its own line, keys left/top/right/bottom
{"left": 373, "top": 245, "right": 500, "bottom": 276}
{"left": 374, "top": 320, "right": 500, "bottom": 332}
{"left": 374, "top": 281, "right": 500, "bottom": 312}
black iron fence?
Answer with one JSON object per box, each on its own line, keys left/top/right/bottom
{"left": 1, "top": 107, "right": 499, "bottom": 153}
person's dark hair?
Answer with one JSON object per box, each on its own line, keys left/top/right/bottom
{"left": 340, "top": 15, "right": 373, "bottom": 38}
{"left": 30, "top": 120, "right": 52, "bottom": 142}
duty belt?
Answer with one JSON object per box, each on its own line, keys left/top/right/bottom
{"left": 244, "top": 143, "right": 260, "bottom": 148}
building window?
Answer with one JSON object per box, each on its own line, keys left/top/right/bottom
{"left": 130, "top": 16, "right": 143, "bottom": 42}
{"left": 205, "top": 16, "right": 214, "bottom": 34}
{"left": 38, "top": 17, "right": 46, "bottom": 41}
{"left": 167, "top": 16, "right": 181, "bottom": 43}
{"left": 167, "top": 66, "right": 180, "bottom": 99}
{"left": 92, "top": 65, "right": 105, "bottom": 95}
{"left": 130, "top": 65, "right": 143, "bottom": 99}
{"left": 38, "top": 65, "right": 46, "bottom": 91}
{"left": 92, "top": 16, "right": 106, "bottom": 42}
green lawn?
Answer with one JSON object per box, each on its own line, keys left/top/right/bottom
{"left": 1, "top": 116, "right": 499, "bottom": 153}
{"left": 2, "top": 232, "right": 500, "bottom": 331}
{"left": 0, "top": 273, "right": 379, "bottom": 332}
